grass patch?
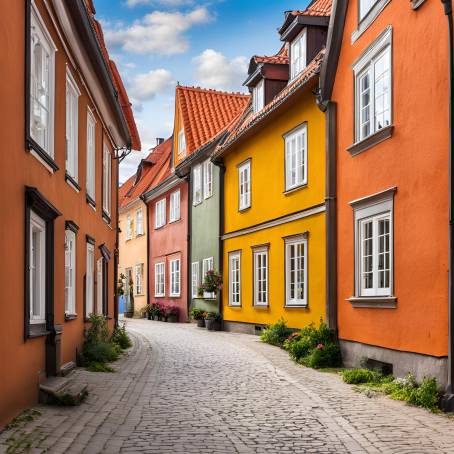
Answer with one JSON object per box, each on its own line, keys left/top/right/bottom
{"left": 86, "top": 362, "right": 114, "bottom": 373}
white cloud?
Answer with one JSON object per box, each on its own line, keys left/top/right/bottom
{"left": 105, "top": 7, "right": 213, "bottom": 55}
{"left": 192, "top": 49, "right": 248, "bottom": 91}
{"left": 129, "top": 68, "right": 175, "bottom": 102}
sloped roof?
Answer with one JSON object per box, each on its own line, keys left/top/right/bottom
{"left": 176, "top": 86, "right": 249, "bottom": 155}
{"left": 253, "top": 44, "right": 289, "bottom": 66}
{"left": 119, "top": 137, "right": 172, "bottom": 209}
{"left": 214, "top": 50, "right": 325, "bottom": 158}
{"left": 290, "top": 0, "right": 332, "bottom": 17}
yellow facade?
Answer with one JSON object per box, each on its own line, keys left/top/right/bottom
{"left": 222, "top": 84, "right": 326, "bottom": 329}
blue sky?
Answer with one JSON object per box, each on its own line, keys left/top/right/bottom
{"left": 94, "top": 0, "right": 310, "bottom": 182}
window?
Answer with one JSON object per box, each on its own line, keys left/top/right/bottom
{"left": 228, "top": 251, "right": 241, "bottom": 306}
{"left": 359, "top": 0, "right": 379, "bottom": 21}
{"left": 285, "top": 235, "right": 307, "bottom": 307}
{"left": 253, "top": 247, "right": 268, "bottom": 306}
{"left": 203, "top": 160, "right": 213, "bottom": 199}
{"left": 290, "top": 29, "right": 307, "bottom": 79}
{"left": 354, "top": 28, "right": 392, "bottom": 142}
{"left": 252, "top": 79, "right": 265, "bottom": 114}
{"left": 352, "top": 190, "right": 394, "bottom": 299}
{"left": 178, "top": 128, "right": 186, "bottom": 156}
{"left": 238, "top": 160, "right": 251, "bottom": 210}
{"left": 126, "top": 215, "right": 133, "bottom": 240}
{"left": 65, "top": 70, "right": 80, "bottom": 182}
{"left": 191, "top": 262, "right": 200, "bottom": 298}
{"left": 155, "top": 262, "right": 165, "bottom": 296}
{"left": 30, "top": 211, "right": 46, "bottom": 323}
{"left": 136, "top": 208, "right": 144, "bottom": 235}
{"left": 65, "top": 230, "right": 76, "bottom": 315}
{"left": 103, "top": 145, "right": 112, "bottom": 217}
{"left": 155, "top": 198, "right": 166, "bottom": 228}
{"left": 285, "top": 124, "right": 307, "bottom": 191}
{"left": 86, "top": 243, "right": 95, "bottom": 316}
{"left": 86, "top": 110, "right": 96, "bottom": 201}
{"left": 30, "top": 4, "right": 56, "bottom": 157}
{"left": 170, "top": 259, "right": 181, "bottom": 297}
{"left": 193, "top": 165, "right": 202, "bottom": 205}
{"left": 96, "top": 257, "right": 103, "bottom": 315}
{"left": 202, "top": 257, "right": 214, "bottom": 298}
{"left": 170, "top": 190, "right": 180, "bottom": 222}
{"left": 135, "top": 263, "right": 144, "bottom": 295}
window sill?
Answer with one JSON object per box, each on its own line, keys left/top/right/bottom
{"left": 351, "top": 0, "right": 391, "bottom": 44}
{"left": 65, "top": 173, "right": 81, "bottom": 193}
{"left": 412, "top": 0, "right": 426, "bottom": 9}
{"left": 347, "top": 125, "right": 394, "bottom": 157}
{"left": 253, "top": 305, "right": 269, "bottom": 309}
{"left": 193, "top": 297, "right": 217, "bottom": 301}
{"left": 65, "top": 313, "right": 78, "bottom": 321}
{"left": 228, "top": 304, "right": 242, "bottom": 308}
{"left": 155, "top": 295, "right": 165, "bottom": 298}
{"left": 203, "top": 194, "right": 213, "bottom": 201}
{"left": 27, "top": 138, "right": 59, "bottom": 172}
{"left": 169, "top": 294, "right": 181, "bottom": 298}
{"left": 284, "top": 304, "right": 308, "bottom": 309}
{"left": 169, "top": 218, "right": 181, "bottom": 224}
{"left": 239, "top": 205, "right": 251, "bottom": 213}
{"left": 28, "top": 323, "right": 51, "bottom": 338}
{"left": 86, "top": 194, "right": 96, "bottom": 209}
{"left": 193, "top": 201, "right": 202, "bottom": 207}
{"left": 155, "top": 225, "right": 165, "bottom": 230}
{"left": 284, "top": 184, "right": 307, "bottom": 196}
{"left": 102, "top": 211, "right": 111, "bottom": 225}
{"left": 347, "top": 296, "right": 397, "bottom": 308}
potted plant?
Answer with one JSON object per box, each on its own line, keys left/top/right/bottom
{"left": 141, "top": 304, "right": 151, "bottom": 320}
{"left": 205, "top": 312, "right": 222, "bottom": 331}
{"left": 191, "top": 308, "right": 206, "bottom": 328}
{"left": 124, "top": 277, "right": 135, "bottom": 318}
{"left": 197, "top": 286, "right": 204, "bottom": 298}
{"left": 201, "top": 270, "right": 223, "bottom": 296}
{"left": 166, "top": 305, "right": 179, "bottom": 323}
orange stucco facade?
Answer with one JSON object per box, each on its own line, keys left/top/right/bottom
{"left": 332, "top": 0, "right": 449, "bottom": 370}
{"left": 0, "top": 0, "right": 135, "bottom": 427}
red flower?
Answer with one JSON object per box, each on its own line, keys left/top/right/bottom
{"left": 316, "top": 343, "right": 325, "bottom": 350}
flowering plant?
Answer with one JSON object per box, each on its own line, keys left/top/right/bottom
{"left": 316, "top": 343, "right": 325, "bottom": 350}
{"left": 165, "top": 305, "right": 179, "bottom": 317}
{"left": 201, "top": 270, "right": 223, "bottom": 294}
{"left": 191, "top": 308, "right": 206, "bottom": 320}
{"left": 204, "top": 311, "right": 222, "bottom": 321}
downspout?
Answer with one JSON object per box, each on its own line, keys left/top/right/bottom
{"left": 218, "top": 163, "right": 226, "bottom": 320}
{"left": 187, "top": 173, "right": 192, "bottom": 321}
{"left": 441, "top": 0, "right": 454, "bottom": 412}
{"left": 146, "top": 198, "right": 151, "bottom": 308}
{"left": 113, "top": 153, "right": 120, "bottom": 328}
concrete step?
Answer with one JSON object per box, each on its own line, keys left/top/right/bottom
{"left": 39, "top": 376, "right": 88, "bottom": 406}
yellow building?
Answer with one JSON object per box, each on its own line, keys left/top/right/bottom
{"left": 212, "top": 4, "right": 331, "bottom": 332}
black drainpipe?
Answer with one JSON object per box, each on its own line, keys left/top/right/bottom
{"left": 187, "top": 173, "right": 192, "bottom": 321}
{"left": 146, "top": 199, "right": 151, "bottom": 308}
{"left": 218, "top": 163, "right": 226, "bottom": 320}
{"left": 441, "top": 0, "right": 454, "bottom": 412}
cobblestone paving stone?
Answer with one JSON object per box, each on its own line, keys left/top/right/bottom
{"left": 2, "top": 319, "right": 454, "bottom": 453}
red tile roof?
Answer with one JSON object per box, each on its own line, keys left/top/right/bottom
{"left": 119, "top": 137, "right": 172, "bottom": 209}
{"left": 214, "top": 50, "right": 325, "bottom": 158}
{"left": 87, "top": 3, "right": 141, "bottom": 150}
{"left": 253, "top": 44, "right": 289, "bottom": 66}
{"left": 291, "top": 0, "right": 332, "bottom": 17}
{"left": 176, "top": 86, "right": 250, "bottom": 155}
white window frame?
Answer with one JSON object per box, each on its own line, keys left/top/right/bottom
{"left": 154, "top": 262, "right": 165, "bottom": 297}
{"left": 193, "top": 164, "right": 202, "bottom": 205}
{"left": 202, "top": 257, "right": 214, "bottom": 299}
{"left": 353, "top": 27, "right": 392, "bottom": 143}
{"left": 96, "top": 257, "right": 103, "bottom": 315}
{"left": 86, "top": 242, "right": 95, "bottom": 317}
{"left": 285, "top": 235, "right": 308, "bottom": 307}
{"left": 126, "top": 214, "right": 133, "bottom": 240}
{"left": 30, "top": 211, "right": 46, "bottom": 324}
{"left": 253, "top": 247, "right": 269, "bottom": 307}
{"left": 170, "top": 190, "right": 181, "bottom": 222}
{"left": 238, "top": 160, "right": 251, "bottom": 211}
{"left": 65, "top": 229, "right": 76, "bottom": 316}
{"left": 136, "top": 208, "right": 144, "bottom": 235}
{"left": 170, "top": 259, "right": 181, "bottom": 297}
{"left": 359, "top": 0, "right": 379, "bottom": 21}
{"left": 30, "top": 3, "right": 56, "bottom": 158}
{"left": 65, "top": 69, "right": 80, "bottom": 182}
{"left": 284, "top": 123, "right": 308, "bottom": 191}
{"left": 135, "top": 263, "right": 144, "bottom": 295}
{"left": 290, "top": 28, "right": 307, "bottom": 80}
{"left": 86, "top": 109, "right": 96, "bottom": 201}
{"left": 252, "top": 79, "right": 265, "bottom": 114}
{"left": 178, "top": 128, "right": 186, "bottom": 156}
{"left": 203, "top": 159, "right": 213, "bottom": 199}
{"left": 155, "top": 198, "right": 166, "bottom": 229}
{"left": 103, "top": 145, "right": 112, "bottom": 217}
{"left": 352, "top": 190, "right": 394, "bottom": 298}
{"left": 228, "top": 251, "right": 241, "bottom": 306}
{"left": 191, "top": 261, "right": 200, "bottom": 298}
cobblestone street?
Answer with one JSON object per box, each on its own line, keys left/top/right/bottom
{"left": 3, "top": 319, "right": 454, "bottom": 453}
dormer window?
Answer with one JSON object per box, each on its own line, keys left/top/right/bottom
{"left": 252, "top": 79, "right": 265, "bottom": 114}
{"left": 290, "top": 29, "right": 307, "bottom": 80}
{"left": 178, "top": 128, "right": 186, "bottom": 156}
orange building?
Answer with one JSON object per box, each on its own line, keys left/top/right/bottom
{"left": 0, "top": 0, "right": 139, "bottom": 427}
{"left": 318, "top": 0, "right": 451, "bottom": 389}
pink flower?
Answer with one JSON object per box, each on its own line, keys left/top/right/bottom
{"left": 316, "top": 343, "right": 325, "bottom": 350}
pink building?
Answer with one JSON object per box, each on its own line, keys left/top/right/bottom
{"left": 142, "top": 138, "right": 189, "bottom": 322}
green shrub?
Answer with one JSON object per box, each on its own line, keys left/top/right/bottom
{"left": 260, "top": 318, "right": 293, "bottom": 347}
{"left": 302, "top": 343, "right": 342, "bottom": 369}
{"left": 341, "top": 368, "right": 382, "bottom": 384}
{"left": 287, "top": 335, "right": 314, "bottom": 361}
{"left": 409, "top": 377, "right": 439, "bottom": 410}
{"left": 87, "top": 362, "right": 114, "bottom": 373}
{"left": 83, "top": 341, "right": 120, "bottom": 364}
{"left": 191, "top": 308, "right": 205, "bottom": 320}
{"left": 111, "top": 324, "right": 132, "bottom": 349}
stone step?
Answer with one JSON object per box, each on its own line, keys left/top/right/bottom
{"left": 39, "top": 376, "right": 88, "bottom": 406}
